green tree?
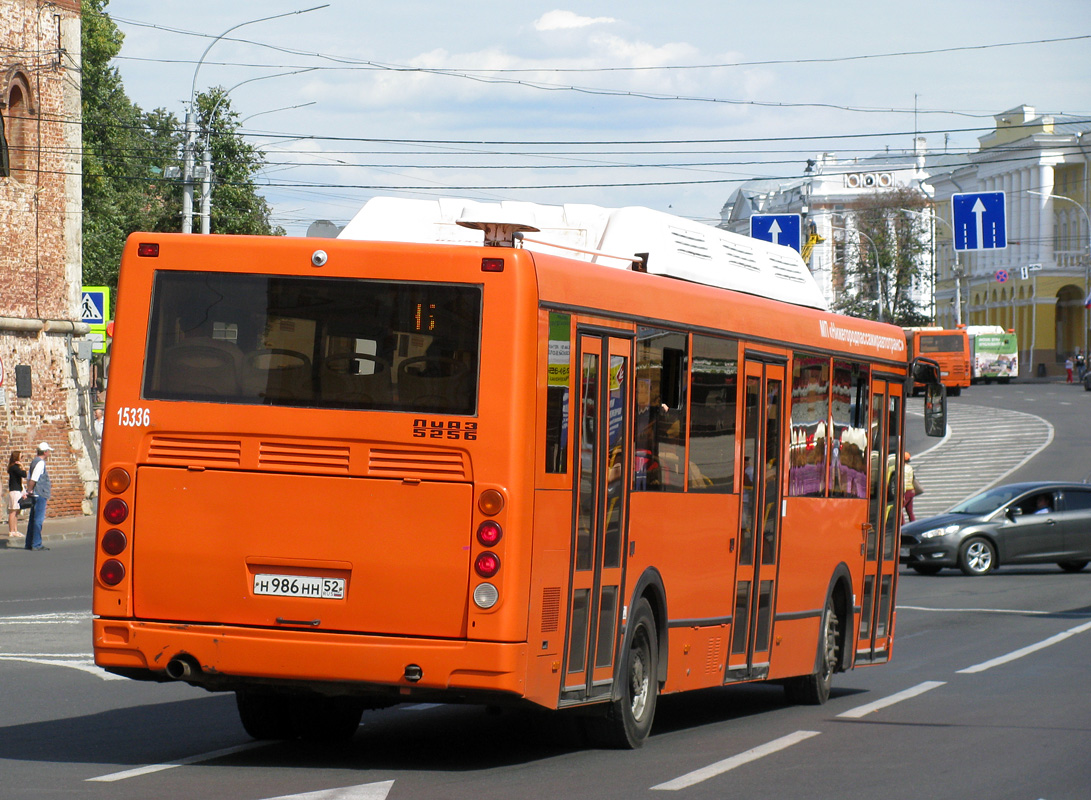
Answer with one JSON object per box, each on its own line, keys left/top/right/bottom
{"left": 194, "top": 88, "right": 284, "bottom": 236}
{"left": 81, "top": 0, "right": 283, "bottom": 289}
{"left": 833, "top": 187, "right": 932, "bottom": 326}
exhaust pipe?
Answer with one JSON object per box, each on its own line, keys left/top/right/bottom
{"left": 166, "top": 655, "right": 200, "bottom": 681}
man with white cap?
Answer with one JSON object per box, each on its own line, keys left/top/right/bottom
{"left": 24, "top": 442, "right": 52, "bottom": 551}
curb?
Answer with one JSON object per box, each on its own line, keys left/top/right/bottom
{"left": 2, "top": 514, "right": 96, "bottom": 548}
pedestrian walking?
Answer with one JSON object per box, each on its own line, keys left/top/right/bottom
{"left": 7, "top": 451, "right": 27, "bottom": 541}
{"left": 902, "top": 452, "right": 922, "bottom": 522}
{"left": 1076, "top": 349, "right": 1086, "bottom": 381}
{"left": 24, "top": 442, "right": 52, "bottom": 551}
{"left": 1065, "top": 356, "right": 1074, "bottom": 383}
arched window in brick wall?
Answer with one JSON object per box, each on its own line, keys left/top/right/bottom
{"left": 0, "top": 111, "right": 9, "bottom": 177}
{"left": 2, "top": 70, "right": 36, "bottom": 181}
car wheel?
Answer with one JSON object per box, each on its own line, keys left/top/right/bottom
{"left": 1057, "top": 560, "right": 1089, "bottom": 573}
{"left": 959, "top": 537, "right": 996, "bottom": 576}
{"left": 911, "top": 564, "right": 943, "bottom": 576}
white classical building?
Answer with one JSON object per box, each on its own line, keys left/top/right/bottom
{"left": 719, "top": 139, "right": 962, "bottom": 318}
{"left": 927, "top": 106, "right": 1091, "bottom": 375}
{"left": 719, "top": 105, "right": 1091, "bottom": 377}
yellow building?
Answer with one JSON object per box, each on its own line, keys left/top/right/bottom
{"left": 928, "top": 106, "right": 1091, "bottom": 377}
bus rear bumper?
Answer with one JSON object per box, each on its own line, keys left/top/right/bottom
{"left": 93, "top": 618, "right": 530, "bottom": 703}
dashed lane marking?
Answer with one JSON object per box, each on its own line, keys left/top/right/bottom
{"left": 836, "top": 681, "right": 946, "bottom": 719}
{"left": 651, "top": 731, "right": 820, "bottom": 791}
{"left": 957, "top": 619, "right": 1091, "bottom": 674}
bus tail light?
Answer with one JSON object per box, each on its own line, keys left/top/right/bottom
{"left": 474, "top": 552, "right": 500, "bottom": 578}
{"left": 137, "top": 242, "right": 159, "bottom": 257}
{"left": 100, "top": 559, "right": 126, "bottom": 586}
{"left": 102, "top": 529, "right": 127, "bottom": 556}
{"left": 103, "top": 498, "right": 129, "bottom": 525}
{"left": 481, "top": 258, "right": 504, "bottom": 272}
{"left": 104, "top": 467, "right": 131, "bottom": 494}
{"left": 473, "top": 583, "right": 499, "bottom": 609}
{"left": 478, "top": 489, "right": 505, "bottom": 515}
{"left": 477, "top": 521, "right": 502, "bottom": 547}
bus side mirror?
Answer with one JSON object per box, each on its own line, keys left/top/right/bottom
{"left": 923, "top": 383, "right": 947, "bottom": 438}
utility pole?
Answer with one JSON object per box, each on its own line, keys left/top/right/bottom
{"left": 179, "top": 7, "right": 327, "bottom": 233}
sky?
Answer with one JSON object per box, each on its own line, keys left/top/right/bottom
{"left": 99, "top": 0, "right": 1091, "bottom": 237}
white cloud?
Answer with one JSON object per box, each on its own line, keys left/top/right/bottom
{"left": 534, "top": 10, "right": 616, "bottom": 31}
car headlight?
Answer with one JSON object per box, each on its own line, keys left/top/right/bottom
{"left": 920, "top": 524, "right": 961, "bottom": 539}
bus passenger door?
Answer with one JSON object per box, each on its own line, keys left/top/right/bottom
{"left": 859, "top": 380, "right": 902, "bottom": 663}
{"left": 727, "top": 357, "right": 785, "bottom": 682}
{"left": 562, "top": 333, "right": 630, "bottom": 705}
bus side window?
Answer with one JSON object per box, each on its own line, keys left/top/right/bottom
{"left": 829, "top": 361, "right": 869, "bottom": 499}
{"left": 689, "top": 335, "right": 738, "bottom": 493}
{"left": 544, "top": 313, "right": 571, "bottom": 474}
{"left": 788, "top": 354, "right": 830, "bottom": 498}
{"left": 633, "top": 328, "right": 687, "bottom": 492}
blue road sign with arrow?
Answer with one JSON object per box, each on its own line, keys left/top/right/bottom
{"left": 952, "top": 191, "right": 1007, "bottom": 251}
{"left": 750, "top": 214, "right": 802, "bottom": 253}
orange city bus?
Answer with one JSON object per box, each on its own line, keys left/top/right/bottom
{"left": 93, "top": 198, "right": 944, "bottom": 748}
{"left": 905, "top": 327, "right": 971, "bottom": 396}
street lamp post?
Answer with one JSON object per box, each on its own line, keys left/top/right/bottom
{"left": 197, "top": 70, "right": 316, "bottom": 234}
{"left": 900, "top": 208, "right": 962, "bottom": 326}
{"left": 181, "top": 6, "right": 327, "bottom": 233}
{"left": 1028, "top": 190, "right": 1091, "bottom": 361}
{"left": 830, "top": 222, "right": 883, "bottom": 321}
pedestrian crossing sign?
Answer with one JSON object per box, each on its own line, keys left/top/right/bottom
{"left": 81, "top": 286, "right": 110, "bottom": 323}
{"left": 81, "top": 285, "right": 111, "bottom": 354}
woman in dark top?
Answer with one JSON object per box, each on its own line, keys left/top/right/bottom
{"left": 8, "top": 451, "right": 27, "bottom": 540}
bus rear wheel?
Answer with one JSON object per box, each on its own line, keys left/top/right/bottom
{"left": 236, "top": 691, "right": 364, "bottom": 742}
{"left": 783, "top": 597, "right": 839, "bottom": 705}
{"left": 236, "top": 690, "right": 300, "bottom": 740}
{"left": 588, "top": 598, "right": 658, "bottom": 749}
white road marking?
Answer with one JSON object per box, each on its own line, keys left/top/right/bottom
{"left": 837, "top": 681, "right": 946, "bottom": 719}
{"left": 899, "top": 605, "right": 1084, "bottom": 617}
{"left": 0, "top": 654, "right": 127, "bottom": 680}
{"left": 264, "top": 781, "right": 395, "bottom": 800}
{"left": 86, "top": 742, "right": 267, "bottom": 782}
{"left": 957, "top": 619, "right": 1091, "bottom": 674}
{"left": 651, "top": 730, "right": 820, "bottom": 791}
{"left": 0, "top": 611, "right": 89, "bottom": 624}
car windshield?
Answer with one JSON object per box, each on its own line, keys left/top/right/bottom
{"left": 949, "top": 486, "right": 1026, "bottom": 515}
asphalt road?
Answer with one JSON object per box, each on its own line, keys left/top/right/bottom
{"left": 2, "top": 381, "right": 1089, "bottom": 799}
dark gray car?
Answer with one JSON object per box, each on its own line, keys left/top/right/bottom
{"left": 900, "top": 481, "right": 1091, "bottom": 576}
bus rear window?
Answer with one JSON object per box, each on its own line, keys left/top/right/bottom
{"left": 143, "top": 271, "right": 481, "bottom": 414}
{"left": 918, "top": 335, "right": 965, "bottom": 353}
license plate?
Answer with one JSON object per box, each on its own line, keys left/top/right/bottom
{"left": 253, "top": 574, "right": 345, "bottom": 600}
{"left": 900, "top": 547, "right": 910, "bottom": 559}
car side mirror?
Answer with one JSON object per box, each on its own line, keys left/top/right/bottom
{"left": 1008, "top": 507, "right": 1023, "bottom": 521}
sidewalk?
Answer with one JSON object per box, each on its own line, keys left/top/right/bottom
{"left": 2, "top": 513, "right": 96, "bottom": 548}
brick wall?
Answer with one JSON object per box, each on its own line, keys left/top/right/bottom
{"left": 1, "top": 0, "right": 92, "bottom": 518}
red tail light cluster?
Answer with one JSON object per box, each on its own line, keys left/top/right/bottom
{"left": 99, "top": 468, "right": 132, "bottom": 588}
{"left": 472, "top": 489, "right": 506, "bottom": 610}
{"left": 476, "top": 521, "right": 502, "bottom": 547}
{"left": 474, "top": 551, "right": 500, "bottom": 578}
